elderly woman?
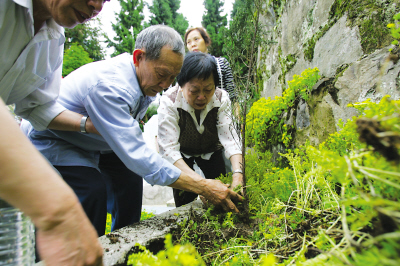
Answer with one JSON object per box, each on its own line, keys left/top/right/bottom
{"left": 158, "top": 52, "right": 244, "bottom": 207}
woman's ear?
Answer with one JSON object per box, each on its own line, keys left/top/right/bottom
{"left": 133, "top": 49, "right": 144, "bottom": 66}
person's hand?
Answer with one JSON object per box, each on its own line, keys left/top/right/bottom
{"left": 231, "top": 173, "right": 244, "bottom": 195}
{"left": 199, "top": 179, "right": 243, "bottom": 213}
{"left": 36, "top": 201, "right": 103, "bottom": 266}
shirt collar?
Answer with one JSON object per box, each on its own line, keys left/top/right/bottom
{"left": 14, "top": 0, "right": 34, "bottom": 34}
{"left": 13, "top": 0, "right": 32, "bottom": 10}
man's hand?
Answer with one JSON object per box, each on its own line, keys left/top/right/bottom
{"left": 198, "top": 179, "right": 243, "bottom": 213}
{"left": 170, "top": 161, "right": 243, "bottom": 213}
{"left": 36, "top": 201, "right": 103, "bottom": 266}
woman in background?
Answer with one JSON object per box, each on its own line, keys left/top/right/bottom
{"left": 184, "top": 27, "right": 237, "bottom": 102}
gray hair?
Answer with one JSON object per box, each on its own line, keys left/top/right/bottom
{"left": 135, "top": 25, "right": 185, "bottom": 60}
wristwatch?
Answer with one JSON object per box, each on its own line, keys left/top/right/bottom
{"left": 80, "top": 116, "right": 89, "bottom": 134}
{"left": 232, "top": 169, "right": 243, "bottom": 174}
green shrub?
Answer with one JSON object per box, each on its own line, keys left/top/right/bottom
{"left": 387, "top": 12, "right": 400, "bottom": 48}
{"left": 62, "top": 43, "right": 93, "bottom": 77}
{"left": 127, "top": 234, "right": 205, "bottom": 266}
{"left": 141, "top": 209, "right": 156, "bottom": 220}
{"left": 246, "top": 68, "right": 320, "bottom": 151}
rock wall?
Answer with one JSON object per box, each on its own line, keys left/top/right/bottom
{"left": 257, "top": 0, "right": 400, "bottom": 146}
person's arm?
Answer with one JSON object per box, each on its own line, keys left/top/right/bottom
{"left": 169, "top": 167, "right": 243, "bottom": 213}
{"left": 171, "top": 158, "right": 243, "bottom": 212}
{"left": 157, "top": 91, "right": 185, "bottom": 165}
{"left": 48, "top": 109, "right": 99, "bottom": 134}
{"left": 12, "top": 44, "right": 99, "bottom": 134}
{"left": 230, "top": 154, "right": 244, "bottom": 193}
{"left": 216, "top": 90, "right": 244, "bottom": 191}
{"left": 0, "top": 100, "right": 103, "bottom": 266}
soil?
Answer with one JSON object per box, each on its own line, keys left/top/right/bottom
{"left": 166, "top": 205, "right": 347, "bottom": 264}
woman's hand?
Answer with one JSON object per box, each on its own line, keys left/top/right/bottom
{"left": 170, "top": 171, "right": 243, "bottom": 213}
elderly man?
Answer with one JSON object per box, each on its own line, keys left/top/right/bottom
{"left": 23, "top": 25, "right": 243, "bottom": 237}
{"left": 1, "top": 0, "right": 109, "bottom": 264}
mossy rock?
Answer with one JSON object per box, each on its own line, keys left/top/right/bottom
{"left": 303, "top": 0, "right": 396, "bottom": 61}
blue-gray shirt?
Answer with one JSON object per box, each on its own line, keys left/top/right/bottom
{"left": 23, "top": 53, "right": 181, "bottom": 186}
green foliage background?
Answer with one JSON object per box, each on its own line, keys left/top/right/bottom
{"left": 106, "top": 0, "right": 145, "bottom": 57}
{"left": 202, "top": 0, "right": 228, "bottom": 57}
{"left": 64, "top": 18, "right": 105, "bottom": 61}
{"left": 146, "top": 0, "right": 188, "bottom": 37}
{"left": 62, "top": 43, "right": 93, "bottom": 77}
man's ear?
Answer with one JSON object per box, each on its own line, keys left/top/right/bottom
{"left": 133, "top": 49, "right": 144, "bottom": 66}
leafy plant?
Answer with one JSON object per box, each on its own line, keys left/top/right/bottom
{"left": 62, "top": 43, "right": 93, "bottom": 77}
{"left": 246, "top": 67, "right": 320, "bottom": 151}
{"left": 159, "top": 96, "right": 400, "bottom": 265}
{"left": 141, "top": 209, "right": 156, "bottom": 220}
{"left": 387, "top": 12, "right": 400, "bottom": 47}
{"left": 127, "top": 234, "right": 205, "bottom": 266}
{"left": 65, "top": 18, "right": 105, "bottom": 61}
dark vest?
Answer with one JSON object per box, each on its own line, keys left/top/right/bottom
{"left": 167, "top": 86, "right": 223, "bottom": 156}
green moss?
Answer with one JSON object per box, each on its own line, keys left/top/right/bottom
{"left": 359, "top": 15, "right": 392, "bottom": 53}
{"left": 333, "top": 63, "right": 350, "bottom": 84}
{"left": 299, "top": 89, "right": 336, "bottom": 147}
{"left": 303, "top": 23, "right": 332, "bottom": 62}
{"left": 257, "top": 69, "right": 264, "bottom": 94}
{"left": 278, "top": 46, "right": 297, "bottom": 82}
{"left": 332, "top": 0, "right": 395, "bottom": 54}
{"left": 303, "top": 0, "right": 396, "bottom": 61}
{"left": 271, "top": 0, "right": 287, "bottom": 20}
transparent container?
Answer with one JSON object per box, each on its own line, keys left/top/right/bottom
{"left": 0, "top": 198, "right": 35, "bottom": 265}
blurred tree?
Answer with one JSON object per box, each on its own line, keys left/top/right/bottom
{"left": 65, "top": 18, "right": 105, "bottom": 61}
{"left": 148, "top": 0, "right": 172, "bottom": 25}
{"left": 224, "top": 0, "right": 264, "bottom": 210}
{"left": 202, "top": 0, "right": 227, "bottom": 57}
{"left": 147, "top": 0, "right": 188, "bottom": 37}
{"left": 169, "top": 0, "right": 189, "bottom": 36}
{"left": 105, "top": 0, "right": 145, "bottom": 57}
{"left": 224, "top": 0, "right": 262, "bottom": 80}
{"left": 62, "top": 43, "right": 93, "bottom": 77}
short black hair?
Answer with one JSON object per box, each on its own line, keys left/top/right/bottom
{"left": 177, "top": 52, "right": 219, "bottom": 87}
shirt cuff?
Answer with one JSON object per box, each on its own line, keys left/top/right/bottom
{"left": 143, "top": 159, "right": 181, "bottom": 186}
{"left": 27, "top": 101, "right": 66, "bottom": 131}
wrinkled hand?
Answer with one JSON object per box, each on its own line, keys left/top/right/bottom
{"left": 200, "top": 179, "right": 243, "bottom": 213}
{"left": 36, "top": 202, "right": 103, "bottom": 266}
